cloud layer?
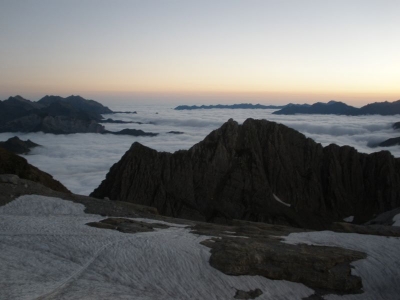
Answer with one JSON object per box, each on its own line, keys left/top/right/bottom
{"left": 1, "top": 103, "right": 399, "bottom": 195}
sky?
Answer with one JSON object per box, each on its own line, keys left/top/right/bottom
{"left": 1, "top": 0, "right": 399, "bottom": 105}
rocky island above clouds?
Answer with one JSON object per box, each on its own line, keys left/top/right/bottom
{"left": 0, "top": 95, "right": 157, "bottom": 136}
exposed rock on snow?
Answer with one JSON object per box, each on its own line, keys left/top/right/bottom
{"left": 87, "top": 217, "right": 170, "bottom": 233}
{"left": 330, "top": 222, "right": 400, "bottom": 237}
{"left": 283, "top": 231, "right": 400, "bottom": 300}
{"left": 234, "top": 288, "right": 263, "bottom": 299}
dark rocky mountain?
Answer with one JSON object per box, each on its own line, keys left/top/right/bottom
{"left": 393, "top": 122, "right": 400, "bottom": 130}
{"left": 273, "top": 99, "right": 400, "bottom": 115}
{"left": 377, "top": 137, "right": 400, "bottom": 147}
{"left": 175, "top": 103, "right": 285, "bottom": 110}
{"left": 38, "top": 95, "right": 113, "bottom": 116}
{"left": 0, "top": 147, "right": 69, "bottom": 193}
{"left": 359, "top": 100, "right": 400, "bottom": 115}
{"left": 0, "top": 136, "right": 40, "bottom": 154}
{"left": 0, "top": 95, "right": 110, "bottom": 133}
{"left": 92, "top": 118, "right": 400, "bottom": 229}
{"left": 0, "top": 95, "right": 156, "bottom": 136}
{"left": 273, "top": 101, "right": 359, "bottom": 115}
{"left": 0, "top": 96, "right": 44, "bottom": 125}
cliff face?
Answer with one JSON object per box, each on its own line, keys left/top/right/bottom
{"left": 91, "top": 119, "right": 400, "bottom": 229}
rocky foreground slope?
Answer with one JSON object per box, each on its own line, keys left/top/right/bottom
{"left": 92, "top": 118, "right": 400, "bottom": 229}
{"left": 0, "top": 175, "right": 400, "bottom": 299}
{"left": 2, "top": 176, "right": 400, "bottom": 299}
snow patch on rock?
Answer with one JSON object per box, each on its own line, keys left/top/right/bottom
{"left": 273, "top": 193, "right": 291, "bottom": 207}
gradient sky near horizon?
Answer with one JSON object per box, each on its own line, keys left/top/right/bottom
{"left": 1, "top": 0, "right": 399, "bottom": 105}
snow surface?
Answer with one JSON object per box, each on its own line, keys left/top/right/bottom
{"left": 343, "top": 216, "right": 354, "bottom": 223}
{"left": 273, "top": 194, "right": 291, "bottom": 207}
{"left": 0, "top": 195, "right": 314, "bottom": 300}
{"left": 284, "top": 231, "right": 400, "bottom": 300}
{"left": 393, "top": 214, "right": 400, "bottom": 226}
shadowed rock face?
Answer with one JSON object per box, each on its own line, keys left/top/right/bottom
{"left": 91, "top": 119, "right": 400, "bottom": 229}
{"left": 0, "top": 148, "right": 70, "bottom": 193}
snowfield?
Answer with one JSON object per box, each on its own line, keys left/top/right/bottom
{"left": 0, "top": 195, "right": 313, "bottom": 300}
{"left": 1, "top": 195, "right": 399, "bottom": 300}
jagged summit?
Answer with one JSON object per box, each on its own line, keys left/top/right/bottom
{"left": 91, "top": 118, "right": 400, "bottom": 229}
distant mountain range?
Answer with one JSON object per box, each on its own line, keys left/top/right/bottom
{"left": 273, "top": 100, "right": 400, "bottom": 115}
{"left": 174, "top": 100, "right": 400, "bottom": 116}
{"left": 175, "top": 103, "right": 285, "bottom": 110}
{"left": 0, "top": 95, "right": 157, "bottom": 136}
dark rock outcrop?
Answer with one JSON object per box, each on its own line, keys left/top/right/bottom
{"left": 0, "top": 136, "right": 40, "bottom": 154}
{"left": 0, "top": 148, "right": 69, "bottom": 193}
{"left": 91, "top": 119, "right": 400, "bottom": 228}
{"left": 234, "top": 289, "right": 263, "bottom": 299}
{"left": 202, "top": 237, "right": 365, "bottom": 294}
{"left": 103, "top": 129, "right": 158, "bottom": 137}
{"left": 273, "top": 99, "right": 400, "bottom": 116}
{"left": 394, "top": 122, "right": 400, "bottom": 130}
{"left": 99, "top": 118, "right": 143, "bottom": 124}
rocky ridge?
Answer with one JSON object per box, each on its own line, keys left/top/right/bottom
{"left": 273, "top": 100, "right": 400, "bottom": 115}
{"left": 0, "top": 136, "right": 40, "bottom": 154}
{"left": 92, "top": 118, "right": 400, "bottom": 228}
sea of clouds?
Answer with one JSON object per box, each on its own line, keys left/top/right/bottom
{"left": 0, "top": 102, "right": 399, "bottom": 195}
